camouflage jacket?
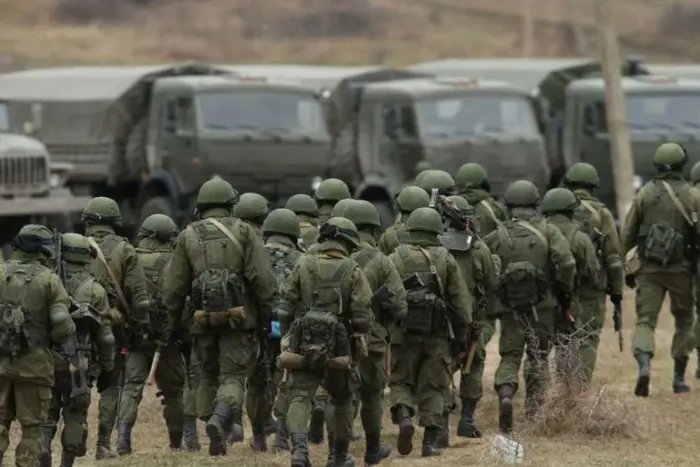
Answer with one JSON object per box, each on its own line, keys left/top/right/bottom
{"left": 265, "top": 235, "right": 304, "bottom": 328}
{"left": 299, "top": 216, "right": 320, "bottom": 249}
{"left": 162, "top": 209, "right": 277, "bottom": 333}
{"left": 0, "top": 253, "right": 75, "bottom": 387}
{"left": 447, "top": 234, "right": 498, "bottom": 321}
{"left": 135, "top": 239, "right": 173, "bottom": 344}
{"left": 460, "top": 188, "right": 507, "bottom": 236}
{"left": 378, "top": 219, "right": 410, "bottom": 255}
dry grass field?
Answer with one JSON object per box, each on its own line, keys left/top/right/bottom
{"left": 4, "top": 289, "right": 700, "bottom": 466}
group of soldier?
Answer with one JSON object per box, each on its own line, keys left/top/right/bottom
{"left": 0, "top": 140, "right": 699, "bottom": 467}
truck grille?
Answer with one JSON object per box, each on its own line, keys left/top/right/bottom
{"left": 0, "top": 155, "right": 48, "bottom": 197}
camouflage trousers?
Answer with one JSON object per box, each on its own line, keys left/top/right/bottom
{"left": 44, "top": 367, "right": 92, "bottom": 457}
{"left": 245, "top": 338, "right": 281, "bottom": 430}
{"left": 183, "top": 348, "right": 201, "bottom": 418}
{"left": 0, "top": 378, "right": 52, "bottom": 467}
{"left": 118, "top": 345, "right": 185, "bottom": 431}
{"left": 97, "top": 350, "right": 125, "bottom": 441}
{"left": 633, "top": 272, "right": 695, "bottom": 359}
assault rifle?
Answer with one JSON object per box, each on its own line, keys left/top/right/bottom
{"left": 429, "top": 187, "right": 471, "bottom": 232}
{"left": 611, "top": 295, "right": 623, "bottom": 352}
{"left": 258, "top": 326, "right": 274, "bottom": 416}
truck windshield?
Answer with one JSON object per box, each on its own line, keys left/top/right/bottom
{"left": 627, "top": 94, "right": 700, "bottom": 130}
{"left": 415, "top": 94, "right": 539, "bottom": 140}
{"left": 0, "top": 103, "right": 8, "bottom": 132}
{"left": 197, "top": 91, "right": 326, "bottom": 136}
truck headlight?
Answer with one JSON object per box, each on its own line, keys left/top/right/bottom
{"left": 633, "top": 175, "right": 643, "bottom": 191}
{"left": 311, "top": 176, "right": 323, "bottom": 192}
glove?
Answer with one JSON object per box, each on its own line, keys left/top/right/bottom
{"left": 96, "top": 369, "right": 113, "bottom": 393}
{"left": 625, "top": 274, "right": 636, "bottom": 289}
{"left": 610, "top": 293, "right": 623, "bottom": 309}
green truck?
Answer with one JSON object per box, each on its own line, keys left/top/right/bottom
{"left": 0, "top": 62, "right": 330, "bottom": 235}
{"left": 325, "top": 68, "right": 549, "bottom": 226}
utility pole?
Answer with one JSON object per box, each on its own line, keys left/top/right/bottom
{"left": 522, "top": 0, "right": 534, "bottom": 56}
{"left": 593, "top": 0, "right": 635, "bottom": 224}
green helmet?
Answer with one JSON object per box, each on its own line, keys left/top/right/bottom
{"left": 414, "top": 160, "right": 433, "bottom": 178}
{"left": 455, "top": 163, "right": 488, "bottom": 190}
{"left": 653, "top": 142, "right": 688, "bottom": 172}
{"left": 315, "top": 178, "right": 351, "bottom": 204}
{"left": 541, "top": 188, "right": 579, "bottom": 214}
{"left": 395, "top": 186, "right": 430, "bottom": 213}
{"left": 319, "top": 217, "right": 361, "bottom": 248}
{"left": 233, "top": 193, "right": 269, "bottom": 220}
{"left": 286, "top": 194, "right": 319, "bottom": 217}
{"left": 343, "top": 200, "right": 381, "bottom": 228}
{"left": 81, "top": 196, "right": 122, "bottom": 226}
{"left": 446, "top": 195, "right": 475, "bottom": 216}
{"left": 563, "top": 162, "right": 600, "bottom": 188}
{"left": 330, "top": 198, "right": 356, "bottom": 218}
{"left": 138, "top": 214, "right": 178, "bottom": 242}
{"left": 61, "top": 233, "right": 94, "bottom": 264}
{"left": 406, "top": 207, "right": 444, "bottom": 234}
{"left": 691, "top": 161, "right": 700, "bottom": 184}
{"left": 13, "top": 224, "right": 55, "bottom": 258}
{"left": 262, "top": 208, "right": 301, "bottom": 239}
{"left": 419, "top": 170, "right": 456, "bottom": 193}
{"left": 414, "top": 170, "right": 430, "bottom": 187}
{"left": 504, "top": 180, "right": 540, "bottom": 207}
{"left": 196, "top": 179, "right": 239, "bottom": 207}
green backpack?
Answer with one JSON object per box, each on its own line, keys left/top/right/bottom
{"left": 642, "top": 222, "right": 684, "bottom": 266}
{"left": 497, "top": 221, "right": 550, "bottom": 312}
{"left": 137, "top": 249, "right": 172, "bottom": 336}
{"left": 0, "top": 262, "right": 37, "bottom": 357}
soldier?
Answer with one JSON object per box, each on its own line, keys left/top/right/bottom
{"left": 277, "top": 217, "right": 373, "bottom": 467}
{"left": 541, "top": 188, "right": 600, "bottom": 384}
{"left": 314, "top": 178, "right": 352, "bottom": 224}
{"left": 162, "top": 179, "right": 277, "bottom": 456}
{"left": 378, "top": 186, "right": 430, "bottom": 255}
{"left": 562, "top": 163, "right": 624, "bottom": 383}
{"left": 454, "top": 162, "right": 507, "bottom": 236}
{"left": 233, "top": 192, "right": 270, "bottom": 237}
{"left": 81, "top": 197, "right": 150, "bottom": 460}
{"left": 691, "top": 161, "right": 700, "bottom": 378}
{"left": 388, "top": 207, "right": 472, "bottom": 457}
{"left": 437, "top": 196, "right": 498, "bottom": 443}
{"left": 418, "top": 170, "right": 457, "bottom": 196}
{"left": 115, "top": 214, "right": 185, "bottom": 455}
{"left": 248, "top": 208, "right": 305, "bottom": 452}
{"left": 0, "top": 225, "right": 76, "bottom": 466}
{"left": 622, "top": 143, "right": 700, "bottom": 396}
{"left": 485, "top": 180, "right": 575, "bottom": 432}
{"left": 41, "top": 233, "right": 115, "bottom": 467}
{"left": 334, "top": 200, "right": 407, "bottom": 465}
{"left": 286, "top": 194, "right": 321, "bottom": 249}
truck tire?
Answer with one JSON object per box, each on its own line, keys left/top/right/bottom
{"left": 126, "top": 118, "right": 148, "bottom": 181}
{"left": 138, "top": 196, "right": 175, "bottom": 230}
{"left": 372, "top": 200, "right": 395, "bottom": 231}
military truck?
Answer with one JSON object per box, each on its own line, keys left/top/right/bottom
{"left": 325, "top": 68, "right": 549, "bottom": 226}
{"left": 0, "top": 62, "right": 330, "bottom": 235}
{"left": 0, "top": 98, "right": 90, "bottom": 256}
{"left": 538, "top": 60, "right": 700, "bottom": 215}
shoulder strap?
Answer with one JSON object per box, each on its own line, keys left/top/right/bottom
{"left": 417, "top": 246, "right": 445, "bottom": 297}
{"left": 516, "top": 220, "right": 548, "bottom": 247}
{"left": 205, "top": 218, "right": 245, "bottom": 255}
{"left": 87, "top": 237, "right": 129, "bottom": 312}
{"left": 579, "top": 199, "right": 601, "bottom": 225}
{"left": 661, "top": 181, "right": 695, "bottom": 227}
{"left": 480, "top": 200, "right": 499, "bottom": 223}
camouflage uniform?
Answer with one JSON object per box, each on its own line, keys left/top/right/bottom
{"left": 0, "top": 225, "right": 76, "bottom": 467}
{"left": 234, "top": 192, "right": 270, "bottom": 238}
{"left": 81, "top": 197, "right": 150, "bottom": 460}
{"left": 622, "top": 143, "right": 700, "bottom": 397}
{"left": 247, "top": 209, "right": 304, "bottom": 453}
{"left": 286, "top": 194, "right": 321, "bottom": 249}
{"left": 314, "top": 178, "right": 351, "bottom": 225}
{"left": 162, "top": 179, "right": 277, "bottom": 456}
{"left": 437, "top": 196, "right": 498, "bottom": 442}
{"left": 182, "top": 337, "right": 202, "bottom": 452}
{"left": 485, "top": 181, "right": 575, "bottom": 433}
{"left": 41, "top": 233, "right": 115, "bottom": 467}
{"left": 541, "top": 188, "right": 601, "bottom": 385}
{"left": 378, "top": 186, "right": 430, "bottom": 255}
{"left": 563, "top": 163, "right": 624, "bottom": 383}
{"left": 388, "top": 208, "right": 472, "bottom": 457}
{"left": 277, "top": 217, "right": 372, "bottom": 467}
{"left": 691, "top": 162, "right": 700, "bottom": 378}
{"left": 116, "top": 214, "right": 185, "bottom": 455}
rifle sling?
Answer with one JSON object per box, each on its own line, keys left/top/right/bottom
{"left": 87, "top": 237, "right": 129, "bottom": 314}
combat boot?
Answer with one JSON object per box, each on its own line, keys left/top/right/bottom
{"left": 420, "top": 426, "right": 441, "bottom": 457}
{"left": 309, "top": 398, "right": 326, "bottom": 444}
{"left": 673, "top": 356, "right": 691, "bottom": 394}
{"left": 363, "top": 432, "right": 391, "bottom": 466}
{"left": 325, "top": 436, "right": 335, "bottom": 467}
{"left": 182, "top": 416, "right": 201, "bottom": 452}
{"left": 393, "top": 404, "right": 415, "bottom": 456}
{"left": 457, "top": 397, "right": 482, "bottom": 438}
{"left": 634, "top": 353, "right": 651, "bottom": 397}
{"left": 39, "top": 428, "right": 52, "bottom": 467}
{"left": 169, "top": 430, "right": 183, "bottom": 451}
{"left": 497, "top": 384, "right": 514, "bottom": 434}
{"left": 60, "top": 450, "right": 76, "bottom": 467}
{"left": 272, "top": 416, "right": 290, "bottom": 452}
{"left": 227, "top": 410, "right": 244, "bottom": 444}
{"left": 95, "top": 423, "right": 117, "bottom": 460}
{"left": 115, "top": 421, "right": 133, "bottom": 456}
{"left": 290, "top": 433, "right": 311, "bottom": 467}
{"left": 334, "top": 438, "right": 356, "bottom": 467}
{"left": 249, "top": 421, "right": 268, "bottom": 452}
{"left": 205, "top": 402, "right": 232, "bottom": 456}
{"left": 434, "top": 411, "right": 450, "bottom": 448}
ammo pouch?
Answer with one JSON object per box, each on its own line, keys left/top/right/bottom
{"left": 191, "top": 268, "right": 246, "bottom": 328}
{"left": 403, "top": 290, "right": 445, "bottom": 334}
{"left": 641, "top": 222, "right": 684, "bottom": 266}
{"left": 0, "top": 303, "right": 29, "bottom": 358}
{"left": 287, "top": 310, "right": 350, "bottom": 370}
{"left": 497, "top": 261, "right": 548, "bottom": 312}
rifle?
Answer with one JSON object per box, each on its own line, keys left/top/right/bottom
{"left": 429, "top": 188, "right": 472, "bottom": 232}
{"left": 258, "top": 328, "right": 274, "bottom": 417}
{"left": 147, "top": 348, "right": 162, "bottom": 386}
{"left": 611, "top": 296, "right": 623, "bottom": 352}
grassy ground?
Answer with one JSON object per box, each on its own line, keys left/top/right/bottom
{"left": 5, "top": 289, "right": 699, "bottom": 466}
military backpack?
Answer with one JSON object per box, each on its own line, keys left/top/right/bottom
{"left": 137, "top": 249, "right": 171, "bottom": 337}
{"left": 0, "top": 262, "right": 36, "bottom": 357}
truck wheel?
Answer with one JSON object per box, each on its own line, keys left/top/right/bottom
{"left": 138, "top": 196, "right": 175, "bottom": 228}
{"left": 372, "top": 201, "right": 395, "bottom": 231}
